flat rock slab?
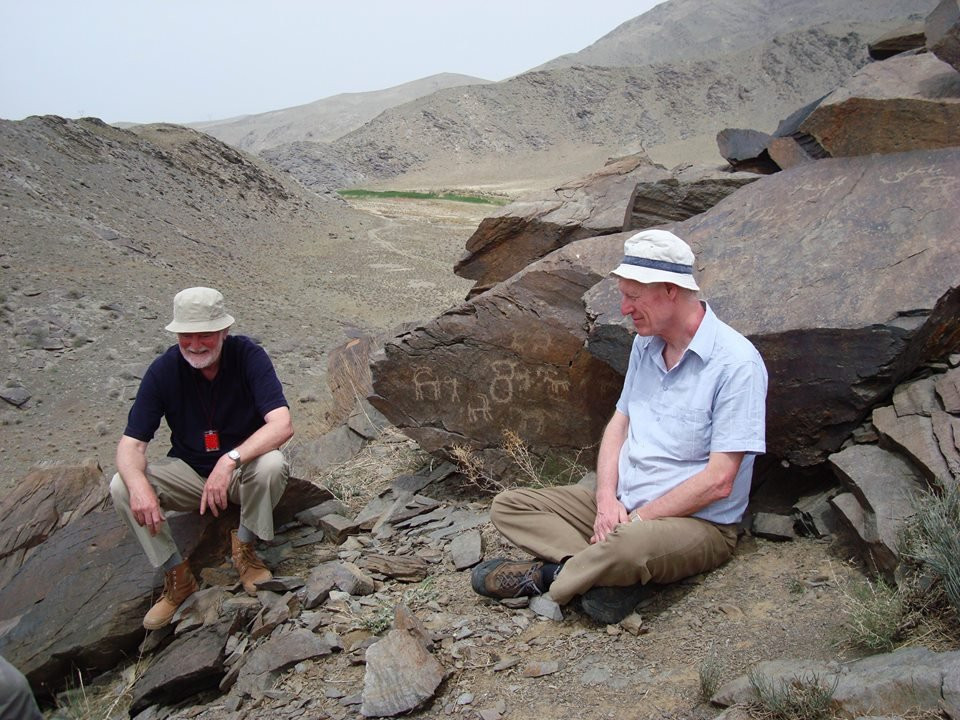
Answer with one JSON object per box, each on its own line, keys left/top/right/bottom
{"left": 362, "top": 554, "right": 428, "bottom": 583}
{"left": 454, "top": 153, "right": 655, "bottom": 295}
{"left": 629, "top": 164, "right": 759, "bottom": 228}
{"left": 232, "top": 628, "right": 335, "bottom": 699}
{"left": 799, "top": 53, "right": 960, "bottom": 157}
{"left": 129, "top": 620, "right": 232, "bottom": 714}
{"left": 713, "top": 647, "right": 960, "bottom": 717}
{"left": 449, "top": 530, "right": 483, "bottom": 570}
{"left": 828, "top": 443, "right": 924, "bottom": 572}
{"left": 361, "top": 627, "right": 446, "bottom": 717}
{"left": 0, "top": 509, "right": 208, "bottom": 695}
{"left": 0, "top": 461, "right": 108, "bottom": 586}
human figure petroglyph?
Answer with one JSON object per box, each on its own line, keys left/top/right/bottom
{"left": 443, "top": 377, "right": 461, "bottom": 403}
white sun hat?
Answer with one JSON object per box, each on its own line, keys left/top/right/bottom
{"left": 610, "top": 229, "right": 700, "bottom": 291}
{"left": 164, "top": 287, "right": 235, "bottom": 333}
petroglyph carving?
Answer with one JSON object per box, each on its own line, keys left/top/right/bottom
{"left": 443, "top": 378, "right": 461, "bottom": 403}
{"left": 489, "top": 360, "right": 533, "bottom": 403}
{"left": 467, "top": 394, "right": 493, "bottom": 423}
{"left": 413, "top": 367, "right": 442, "bottom": 401}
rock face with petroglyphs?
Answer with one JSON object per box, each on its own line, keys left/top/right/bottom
{"left": 372, "top": 147, "right": 960, "bottom": 467}
{"left": 370, "top": 247, "right": 626, "bottom": 474}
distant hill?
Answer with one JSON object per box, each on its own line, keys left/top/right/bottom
{"left": 188, "top": 73, "right": 490, "bottom": 154}
{"left": 537, "top": 0, "right": 933, "bottom": 69}
{"left": 263, "top": 17, "right": 927, "bottom": 192}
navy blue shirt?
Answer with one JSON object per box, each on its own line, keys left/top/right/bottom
{"left": 124, "top": 335, "right": 288, "bottom": 476}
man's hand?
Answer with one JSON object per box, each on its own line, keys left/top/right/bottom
{"left": 130, "top": 483, "right": 165, "bottom": 536}
{"left": 200, "top": 456, "right": 234, "bottom": 516}
{"left": 591, "top": 494, "right": 629, "bottom": 544}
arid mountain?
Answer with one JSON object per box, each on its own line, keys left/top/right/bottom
{"left": 187, "top": 73, "right": 489, "bottom": 155}
{"left": 264, "top": 18, "right": 925, "bottom": 192}
{"left": 0, "top": 116, "right": 474, "bottom": 486}
{"left": 538, "top": 0, "right": 933, "bottom": 69}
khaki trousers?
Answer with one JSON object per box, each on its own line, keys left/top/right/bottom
{"left": 110, "top": 450, "right": 288, "bottom": 568}
{"left": 490, "top": 484, "right": 738, "bottom": 605}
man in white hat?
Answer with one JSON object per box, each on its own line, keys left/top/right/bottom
{"left": 472, "top": 230, "right": 768, "bottom": 623}
{"left": 110, "top": 287, "right": 294, "bottom": 629}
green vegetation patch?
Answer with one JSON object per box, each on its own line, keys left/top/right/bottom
{"left": 338, "top": 188, "right": 508, "bottom": 205}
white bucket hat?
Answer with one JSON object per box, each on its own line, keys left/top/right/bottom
{"left": 164, "top": 287, "right": 235, "bottom": 333}
{"left": 610, "top": 229, "right": 700, "bottom": 291}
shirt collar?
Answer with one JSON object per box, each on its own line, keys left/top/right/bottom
{"left": 686, "top": 301, "right": 718, "bottom": 362}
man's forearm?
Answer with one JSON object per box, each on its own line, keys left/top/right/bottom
{"left": 229, "top": 407, "right": 293, "bottom": 465}
{"left": 632, "top": 451, "right": 743, "bottom": 520}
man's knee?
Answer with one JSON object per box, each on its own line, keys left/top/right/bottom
{"left": 489, "top": 488, "right": 525, "bottom": 531}
{"left": 109, "top": 472, "right": 129, "bottom": 508}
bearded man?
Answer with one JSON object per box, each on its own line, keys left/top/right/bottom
{"left": 110, "top": 287, "right": 293, "bottom": 629}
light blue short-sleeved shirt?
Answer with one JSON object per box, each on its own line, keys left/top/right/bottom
{"left": 615, "top": 302, "right": 768, "bottom": 524}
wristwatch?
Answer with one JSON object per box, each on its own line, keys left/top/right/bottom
{"left": 227, "top": 449, "right": 241, "bottom": 463}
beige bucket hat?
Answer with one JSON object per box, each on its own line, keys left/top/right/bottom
{"left": 610, "top": 229, "right": 700, "bottom": 291}
{"left": 164, "top": 287, "right": 235, "bottom": 333}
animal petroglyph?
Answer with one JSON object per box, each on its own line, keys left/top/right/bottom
{"left": 413, "top": 367, "right": 443, "bottom": 401}
{"left": 467, "top": 394, "right": 493, "bottom": 423}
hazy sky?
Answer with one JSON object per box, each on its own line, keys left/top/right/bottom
{"left": 0, "top": 1, "right": 665, "bottom": 125}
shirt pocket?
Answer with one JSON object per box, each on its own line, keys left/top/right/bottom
{"left": 652, "top": 401, "right": 711, "bottom": 461}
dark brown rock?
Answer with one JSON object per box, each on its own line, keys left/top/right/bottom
{"left": 0, "top": 460, "right": 108, "bottom": 587}
{"left": 799, "top": 53, "right": 960, "bottom": 157}
{"left": 0, "top": 509, "right": 209, "bottom": 696}
{"left": 370, "top": 234, "right": 626, "bottom": 472}
{"left": 129, "top": 620, "right": 232, "bottom": 714}
{"left": 868, "top": 22, "right": 926, "bottom": 60}
{"left": 750, "top": 512, "right": 797, "bottom": 541}
{"left": 362, "top": 554, "right": 428, "bottom": 583}
{"left": 454, "top": 153, "right": 655, "bottom": 296}
{"left": 927, "top": 0, "right": 960, "bottom": 72}
{"left": 327, "top": 333, "right": 376, "bottom": 426}
{"left": 232, "top": 628, "right": 335, "bottom": 700}
{"left": 716, "top": 128, "right": 779, "bottom": 173}
{"left": 766, "top": 136, "right": 814, "bottom": 170}
{"left": 628, "top": 164, "right": 759, "bottom": 229}
{"left": 321, "top": 513, "right": 362, "bottom": 544}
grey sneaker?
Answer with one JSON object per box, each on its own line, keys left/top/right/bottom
{"left": 471, "top": 558, "right": 545, "bottom": 599}
{"left": 580, "top": 583, "right": 653, "bottom": 625}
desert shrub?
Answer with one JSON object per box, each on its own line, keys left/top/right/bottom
{"left": 900, "top": 483, "right": 960, "bottom": 619}
{"left": 747, "top": 669, "right": 838, "bottom": 720}
{"left": 452, "top": 429, "right": 588, "bottom": 494}
{"left": 698, "top": 649, "right": 723, "bottom": 702}
{"left": 837, "top": 575, "right": 903, "bottom": 652}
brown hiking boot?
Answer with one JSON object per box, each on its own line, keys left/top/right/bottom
{"left": 231, "top": 530, "right": 271, "bottom": 595}
{"left": 143, "top": 560, "right": 198, "bottom": 630}
{"left": 471, "top": 558, "right": 546, "bottom": 599}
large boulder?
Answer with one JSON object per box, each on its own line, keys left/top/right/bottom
{"left": 0, "top": 460, "right": 108, "bottom": 587}
{"left": 0, "top": 474, "right": 329, "bottom": 696}
{"left": 371, "top": 238, "right": 626, "bottom": 473}
{"left": 799, "top": 52, "right": 960, "bottom": 156}
{"left": 454, "top": 153, "right": 657, "bottom": 297}
{"left": 373, "top": 148, "right": 960, "bottom": 468}
{"left": 589, "top": 147, "right": 960, "bottom": 465}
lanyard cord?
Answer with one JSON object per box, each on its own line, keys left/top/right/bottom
{"left": 191, "top": 370, "right": 217, "bottom": 430}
